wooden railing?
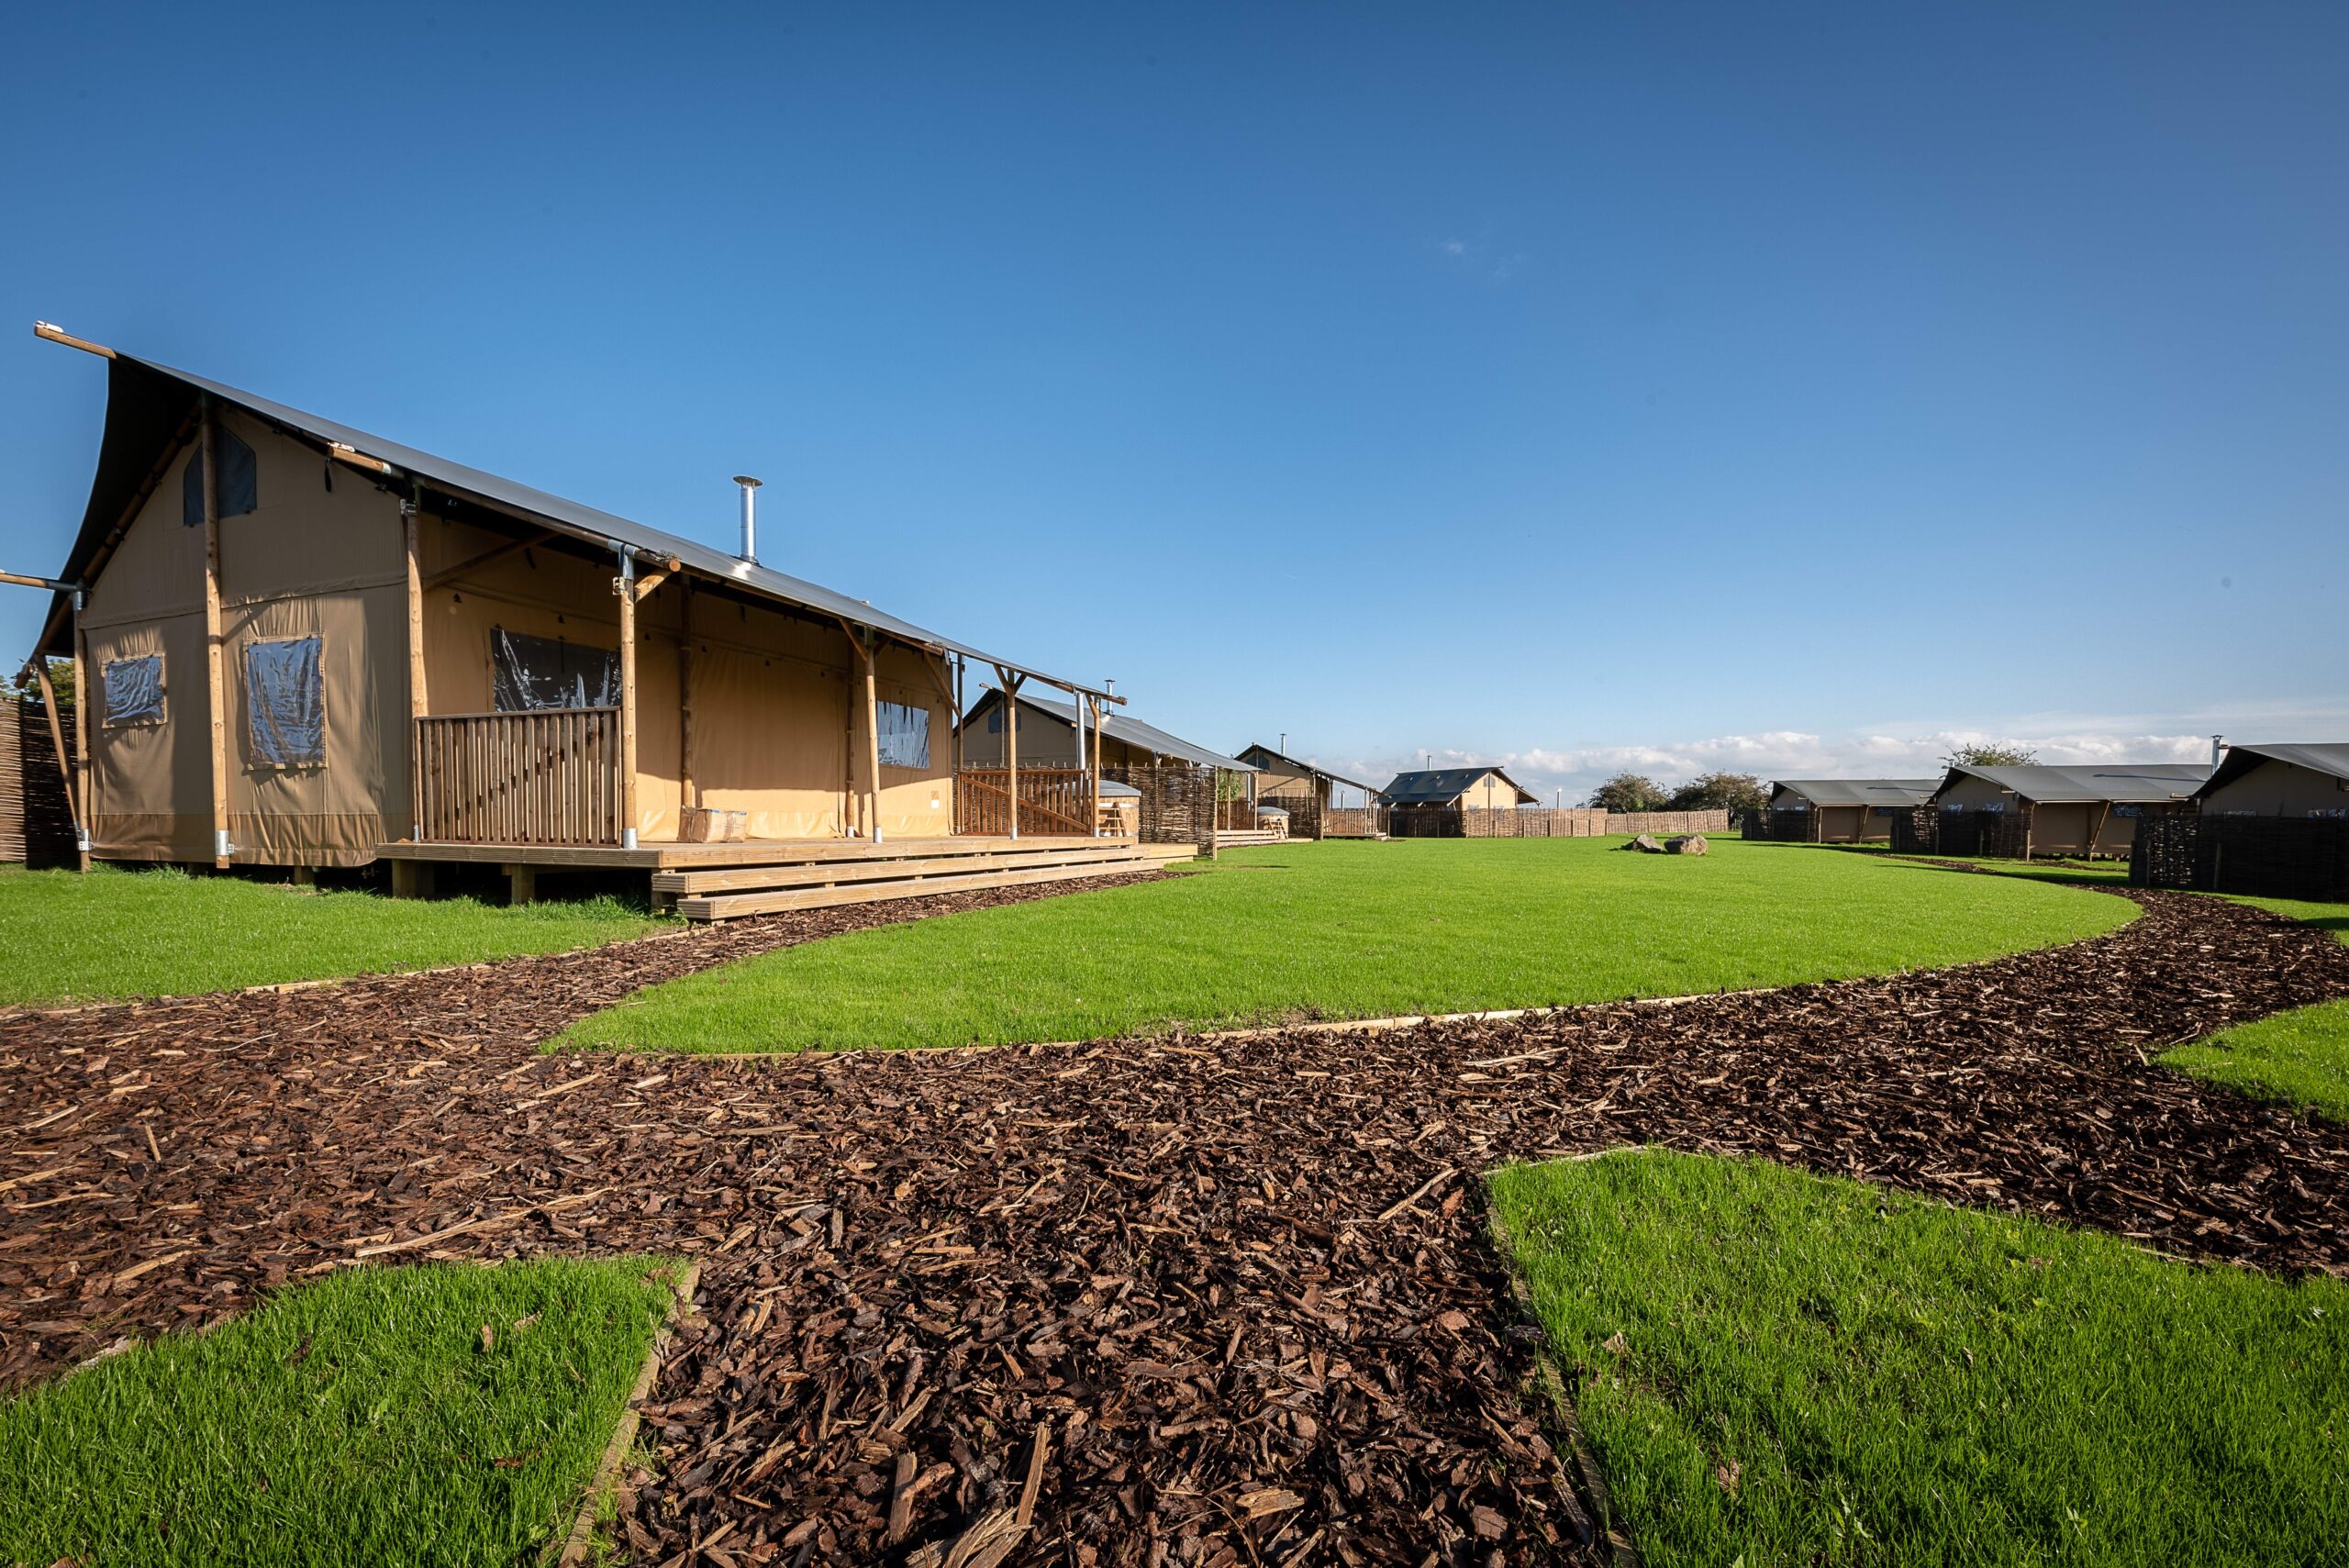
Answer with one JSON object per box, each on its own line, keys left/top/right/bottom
{"left": 956, "top": 768, "right": 1094, "bottom": 837}
{"left": 416, "top": 708, "right": 622, "bottom": 845}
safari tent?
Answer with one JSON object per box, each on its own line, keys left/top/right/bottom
{"left": 16, "top": 324, "right": 1174, "bottom": 916}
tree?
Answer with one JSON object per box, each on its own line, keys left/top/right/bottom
{"left": 1941, "top": 741, "right": 2037, "bottom": 769}
{"left": 1587, "top": 772, "right": 1667, "bottom": 813}
{"left": 1665, "top": 771, "right": 1767, "bottom": 815}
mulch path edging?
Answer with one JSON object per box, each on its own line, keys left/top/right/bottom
{"left": 6, "top": 886, "right": 2349, "bottom": 1564}
{"left": 560, "top": 1261, "right": 703, "bottom": 1568}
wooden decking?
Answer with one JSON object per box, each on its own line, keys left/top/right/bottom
{"left": 376, "top": 834, "right": 1195, "bottom": 920}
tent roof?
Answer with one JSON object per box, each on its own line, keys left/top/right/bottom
{"left": 1233, "top": 743, "right": 1377, "bottom": 794}
{"left": 1378, "top": 766, "right": 1539, "bottom": 806}
{"left": 2198, "top": 742, "right": 2349, "bottom": 797}
{"left": 1769, "top": 778, "right": 1941, "bottom": 808}
{"left": 1935, "top": 762, "right": 2210, "bottom": 805}
{"left": 968, "top": 688, "right": 1255, "bottom": 773}
{"left": 34, "top": 348, "right": 1110, "bottom": 699}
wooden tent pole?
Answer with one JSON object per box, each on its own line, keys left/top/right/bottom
{"left": 862, "top": 630, "right": 885, "bottom": 844}
{"left": 994, "top": 665, "right": 1022, "bottom": 840}
{"left": 70, "top": 597, "right": 91, "bottom": 869}
{"left": 1086, "top": 694, "right": 1104, "bottom": 838}
{"left": 404, "top": 485, "right": 427, "bottom": 840}
{"left": 678, "top": 579, "right": 695, "bottom": 811}
{"left": 199, "top": 398, "right": 230, "bottom": 868}
{"left": 615, "top": 547, "right": 640, "bottom": 849}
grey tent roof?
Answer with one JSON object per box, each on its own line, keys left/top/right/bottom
{"left": 1935, "top": 762, "right": 2210, "bottom": 806}
{"left": 35, "top": 349, "right": 1108, "bottom": 698}
{"left": 1378, "top": 767, "right": 1538, "bottom": 806}
{"left": 1769, "top": 778, "right": 1940, "bottom": 809}
{"left": 967, "top": 688, "right": 1255, "bottom": 773}
{"left": 2197, "top": 742, "right": 2349, "bottom": 798}
{"left": 1234, "top": 743, "right": 1377, "bottom": 795}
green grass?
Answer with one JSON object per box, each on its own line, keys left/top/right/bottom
{"left": 2157, "top": 893, "right": 2349, "bottom": 1122}
{"left": 1490, "top": 1149, "right": 2349, "bottom": 1567}
{"left": 563, "top": 836, "right": 2135, "bottom": 1054}
{"left": 0, "top": 864, "right": 664, "bottom": 1007}
{"left": 0, "top": 1256, "right": 684, "bottom": 1567}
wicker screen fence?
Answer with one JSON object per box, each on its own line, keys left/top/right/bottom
{"left": 1391, "top": 806, "right": 1730, "bottom": 840}
{"left": 2132, "top": 814, "right": 2349, "bottom": 901}
{"left": 1890, "top": 806, "right": 2032, "bottom": 860}
{"left": 3, "top": 694, "right": 79, "bottom": 867}
{"left": 1102, "top": 763, "right": 1219, "bottom": 851}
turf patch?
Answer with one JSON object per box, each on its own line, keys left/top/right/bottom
{"left": 0, "top": 1255, "right": 684, "bottom": 1566}
{"left": 0, "top": 864, "right": 662, "bottom": 1008}
{"left": 562, "top": 837, "right": 2134, "bottom": 1053}
{"left": 1489, "top": 1149, "right": 2349, "bottom": 1565}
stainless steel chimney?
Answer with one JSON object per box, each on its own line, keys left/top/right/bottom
{"left": 2211, "top": 734, "right": 2225, "bottom": 765}
{"left": 733, "top": 475, "right": 763, "bottom": 564}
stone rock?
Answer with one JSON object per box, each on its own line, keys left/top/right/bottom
{"left": 1666, "top": 834, "right": 1709, "bottom": 856}
{"left": 1621, "top": 834, "right": 1665, "bottom": 853}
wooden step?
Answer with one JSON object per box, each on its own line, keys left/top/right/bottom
{"left": 679, "top": 857, "right": 1157, "bottom": 921}
{"left": 652, "top": 842, "right": 1149, "bottom": 896}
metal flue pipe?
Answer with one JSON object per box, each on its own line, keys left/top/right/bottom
{"left": 2211, "top": 734, "right": 2225, "bottom": 766}
{"left": 733, "top": 475, "right": 763, "bottom": 564}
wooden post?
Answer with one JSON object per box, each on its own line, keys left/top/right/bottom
{"left": 70, "top": 599, "right": 91, "bottom": 869}
{"left": 504, "top": 862, "right": 536, "bottom": 905}
{"left": 404, "top": 487, "right": 427, "bottom": 840}
{"left": 952, "top": 653, "right": 963, "bottom": 833}
{"left": 678, "top": 579, "right": 696, "bottom": 812}
{"left": 1085, "top": 695, "right": 1104, "bottom": 838}
{"left": 615, "top": 548, "right": 640, "bottom": 849}
{"left": 994, "top": 666, "right": 1022, "bottom": 840}
{"left": 199, "top": 399, "right": 230, "bottom": 868}
{"left": 861, "top": 629, "right": 885, "bottom": 844}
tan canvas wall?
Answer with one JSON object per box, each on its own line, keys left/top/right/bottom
{"left": 80, "top": 412, "right": 410, "bottom": 863}
{"left": 2203, "top": 760, "right": 2349, "bottom": 817}
{"left": 1815, "top": 805, "right": 1865, "bottom": 843}
{"left": 1455, "top": 771, "right": 1521, "bottom": 811}
{"left": 962, "top": 697, "right": 1081, "bottom": 768}
{"left": 1254, "top": 764, "right": 1325, "bottom": 803}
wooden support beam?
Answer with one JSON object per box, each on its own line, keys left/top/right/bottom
{"left": 615, "top": 550, "right": 640, "bottom": 849}
{"left": 0, "top": 569, "right": 76, "bottom": 593}
{"left": 199, "top": 400, "right": 231, "bottom": 867}
{"left": 630, "top": 557, "right": 681, "bottom": 601}
{"left": 862, "top": 630, "right": 885, "bottom": 844}
{"left": 504, "top": 862, "right": 537, "bottom": 906}
{"left": 33, "top": 321, "right": 116, "bottom": 358}
{"left": 952, "top": 655, "right": 964, "bottom": 834}
{"left": 70, "top": 607, "right": 90, "bottom": 869}
{"left": 327, "top": 441, "right": 395, "bottom": 475}
{"left": 390, "top": 859, "right": 433, "bottom": 899}
{"left": 678, "top": 579, "right": 696, "bottom": 810}
{"left": 404, "top": 488, "right": 427, "bottom": 840}
{"left": 1085, "top": 694, "right": 1104, "bottom": 839}
{"left": 422, "top": 527, "right": 556, "bottom": 590}
{"left": 993, "top": 666, "right": 1025, "bottom": 840}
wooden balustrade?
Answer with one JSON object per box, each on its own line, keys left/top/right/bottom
{"left": 955, "top": 768, "right": 1093, "bottom": 837}
{"left": 416, "top": 708, "right": 622, "bottom": 845}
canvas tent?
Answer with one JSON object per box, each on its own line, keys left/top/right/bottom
{"left": 1763, "top": 778, "right": 1939, "bottom": 843}
{"left": 2194, "top": 743, "right": 2349, "bottom": 817}
{"left": 20, "top": 327, "right": 1119, "bottom": 872}
{"left": 1925, "top": 762, "right": 2209, "bottom": 858}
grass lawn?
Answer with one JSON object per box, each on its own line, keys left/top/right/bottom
{"left": 0, "top": 864, "right": 664, "bottom": 1008}
{"left": 2158, "top": 893, "right": 2349, "bottom": 1123}
{"left": 562, "top": 836, "right": 2135, "bottom": 1054}
{"left": 1490, "top": 1150, "right": 2349, "bottom": 1567}
{"left": 0, "top": 1256, "right": 684, "bottom": 1567}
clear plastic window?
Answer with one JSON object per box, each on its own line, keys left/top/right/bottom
{"left": 246, "top": 637, "right": 324, "bottom": 767}
{"left": 877, "top": 700, "right": 930, "bottom": 769}
{"left": 102, "top": 654, "right": 165, "bottom": 726}
{"left": 492, "top": 627, "right": 620, "bottom": 711}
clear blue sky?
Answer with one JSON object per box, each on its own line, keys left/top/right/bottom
{"left": 4, "top": 3, "right": 2341, "bottom": 798}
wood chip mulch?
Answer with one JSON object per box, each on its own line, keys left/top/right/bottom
{"left": 5, "top": 883, "right": 2349, "bottom": 1567}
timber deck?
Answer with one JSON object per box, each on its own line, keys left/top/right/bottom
{"left": 376, "top": 834, "right": 1196, "bottom": 920}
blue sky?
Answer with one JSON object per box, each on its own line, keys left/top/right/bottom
{"left": 3, "top": 3, "right": 2341, "bottom": 800}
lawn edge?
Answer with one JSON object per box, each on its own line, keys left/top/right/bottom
{"left": 1483, "top": 1178, "right": 1642, "bottom": 1568}
{"left": 555, "top": 1259, "right": 701, "bottom": 1568}
{"left": 0, "top": 921, "right": 696, "bottom": 1021}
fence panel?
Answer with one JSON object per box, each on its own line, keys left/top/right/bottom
{"left": 1102, "top": 763, "right": 1217, "bottom": 849}
{"left": 954, "top": 768, "right": 1094, "bottom": 836}
{"left": 416, "top": 708, "right": 621, "bottom": 845}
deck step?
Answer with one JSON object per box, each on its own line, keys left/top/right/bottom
{"left": 653, "top": 842, "right": 1149, "bottom": 896}
{"left": 678, "top": 857, "right": 1157, "bottom": 921}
